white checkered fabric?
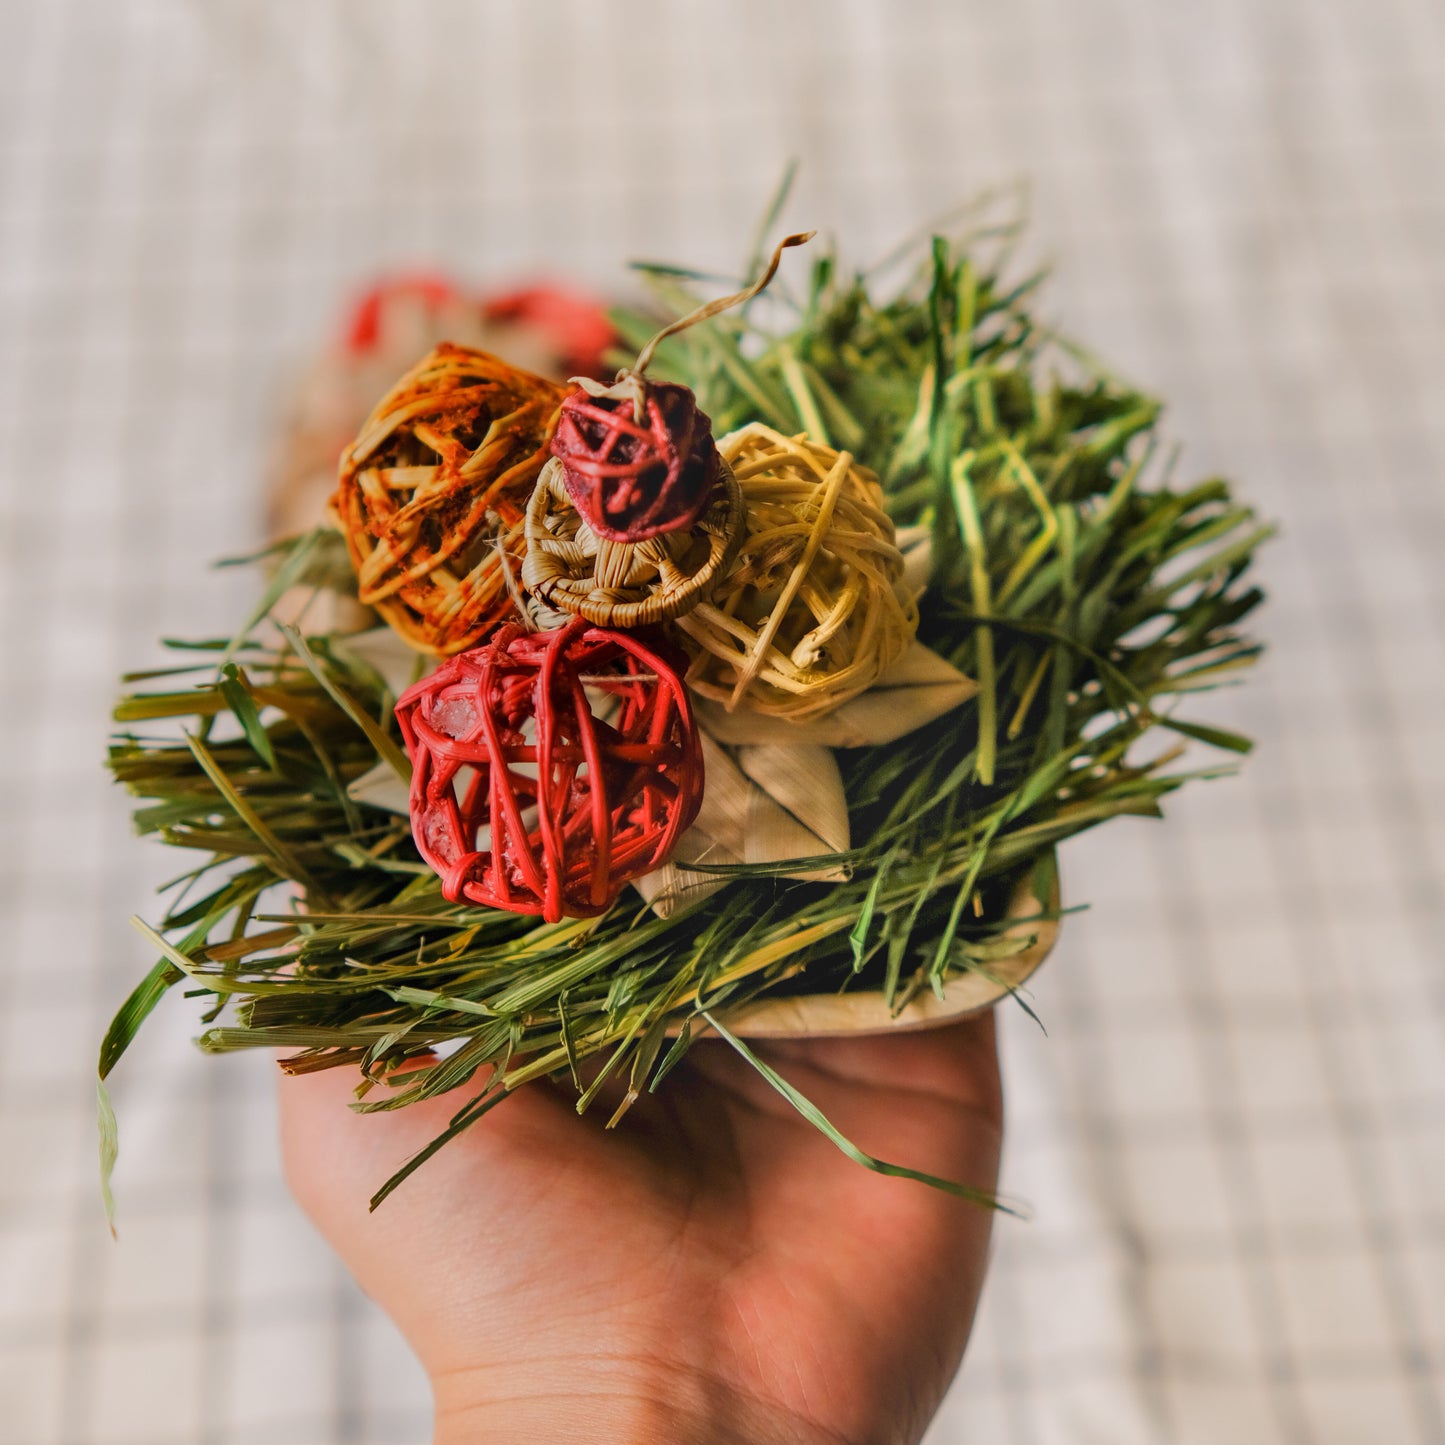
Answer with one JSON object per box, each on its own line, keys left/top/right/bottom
{"left": 1, "top": 2, "right": 1442, "bottom": 1441}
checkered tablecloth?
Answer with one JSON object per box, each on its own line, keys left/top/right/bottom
{"left": 2, "top": 2, "right": 1442, "bottom": 1441}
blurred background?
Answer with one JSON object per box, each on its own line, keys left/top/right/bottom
{"left": 1, "top": 1, "right": 1442, "bottom": 1441}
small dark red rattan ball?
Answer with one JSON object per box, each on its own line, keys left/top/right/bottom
{"left": 396, "top": 619, "right": 704, "bottom": 922}
{"left": 550, "top": 378, "right": 719, "bottom": 543}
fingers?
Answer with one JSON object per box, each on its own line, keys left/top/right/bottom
{"left": 725, "top": 1007, "right": 1003, "bottom": 1122}
{"left": 277, "top": 1061, "right": 393, "bottom": 1232}
{"left": 275, "top": 1061, "right": 547, "bottom": 1375}
{"left": 677, "top": 1008, "right": 1004, "bottom": 1218}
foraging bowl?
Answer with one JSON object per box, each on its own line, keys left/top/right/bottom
{"left": 693, "top": 853, "right": 1059, "bottom": 1040}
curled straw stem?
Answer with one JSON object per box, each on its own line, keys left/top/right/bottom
{"left": 630, "top": 232, "right": 815, "bottom": 377}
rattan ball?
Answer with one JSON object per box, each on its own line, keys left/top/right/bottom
{"left": 551, "top": 377, "right": 719, "bottom": 542}
{"left": 677, "top": 424, "right": 919, "bottom": 722}
{"left": 521, "top": 455, "right": 744, "bottom": 628}
{"left": 395, "top": 618, "right": 704, "bottom": 922}
{"left": 333, "top": 344, "right": 566, "bottom": 656}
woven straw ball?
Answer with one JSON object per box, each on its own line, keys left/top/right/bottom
{"left": 551, "top": 378, "right": 719, "bottom": 541}
{"left": 395, "top": 619, "right": 704, "bottom": 922}
{"left": 677, "top": 424, "right": 918, "bottom": 722}
{"left": 522, "top": 455, "right": 744, "bottom": 628}
{"left": 333, "top": 344, "right": 566, "bottom": 656}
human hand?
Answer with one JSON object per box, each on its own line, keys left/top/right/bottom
{"left": 280, "top": 1012, "right": 1004, "bottom": 1445}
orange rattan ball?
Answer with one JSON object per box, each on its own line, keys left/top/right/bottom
{"left": 395, "top": 618, "right": 704, "bottom": 922}
{"left": 333, "top": 344, "right": 566, "bottom": 655}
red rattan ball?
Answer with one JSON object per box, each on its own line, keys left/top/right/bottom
{"left": 550, "top": 379, "right": 719, "bottom": 542}
{"left": 396, "top": 619, "right": 704, "bottom": 922}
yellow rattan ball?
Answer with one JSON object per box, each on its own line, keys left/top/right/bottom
{"left": 676, "top": 424, "right": 918, "bottom": 722}
{"left": 333, "top": 344, "right": 565, "bottom": 655}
